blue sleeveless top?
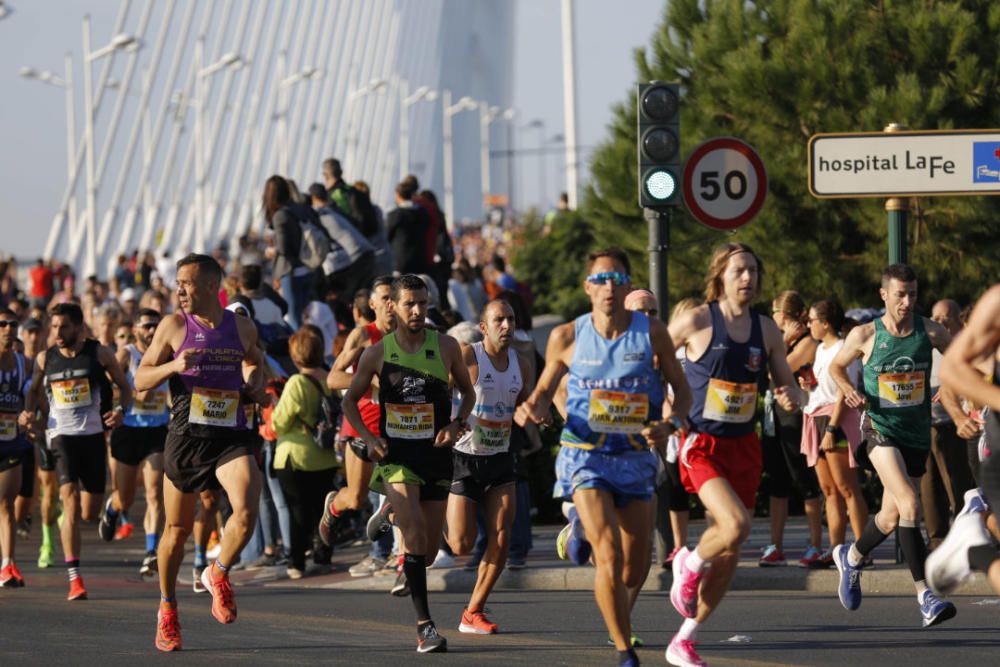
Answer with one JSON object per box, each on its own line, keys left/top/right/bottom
{"left": 561, "top": 312, "right": 664, "bottom": 453}
{"left": 123, "top": 344, "right": 169, "bottom": 428}
{"left": 686, "top": 301, "right": 768, "bottom": 437}
{"left": 0, "top": 352, "right": 31, "bottom": 454}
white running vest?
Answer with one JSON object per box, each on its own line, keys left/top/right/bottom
{"left": 454, "top": 343, "right": 522, "bottom": 456}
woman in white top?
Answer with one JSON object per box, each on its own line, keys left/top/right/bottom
{"left": 800, "top": 300, "right": 868, "bottom": 561}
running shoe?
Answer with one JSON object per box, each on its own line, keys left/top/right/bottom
{"left": 833, "top": 543, "right": 862, "bottom": 611}
{"left": 416, "top": 622, "right": 448, "bottom": 653}
{"left": 192, "top": 565, "right": 207, "bottom": 594}
{"left": 67, "top": 577, "right": 88, "bottom": 601}
{"left": 246, "top": 552, "right": 279, "bottom": 570}
{"left": 349, "top": 555, "right": 386, "bottom": 578}
{"left": 606, "top": 633, "right": 644, "bottom": 647}
{"left": 0, "top": 564, "right": 24, "bottom": 588}
{"left": 140, "top": 551, "right": 158, "bottom": 577}
{"left": 798, "top": 545, "right": 822, "bottom": 568}
{"left": 956, "top": 488, "right": 988, "bottom": 519}
{"left": 318, "top": 490, "right": 339, "bottom": 547}
{"left": 555, "top": 505, "right": 591, "bottom": 566}
{"left": 286, "top": 567, "right": 304, "bottom": 580}
{"left": 507, "top": 557, "right": 526, "bottom": 571}
{"left": 98, "top": 497, "right": 118, "bottom": 542}
{"left": 429, "top": 549, "right": 456, "bottom": 569}
{"left": 37, "top": 542, "right": 53, "bottom": 569}
{"left": 155, "top": 606, "right": 182, "bottom": 652}
{"left": 200, "top": 564, "right": 237, "bottom": 624}
{"left": 920, "top": 590, "right": 957, "bottom": 628}
{"left": 459, "top": 608, "right": 498, "bottom": 634}
{"left": 663, "top": 546, "right": 683, "bottom": 569}
{"left": 366, "top": 497, "right": 393, "bottom": 542}
{"left": 16, "top": 516, "right": 31, "bottom": 538}
{"left": 926, "top": 511, "right": 991, "bottom": 595}
{"left": 670, "top": 546, "right": 702, "bottom": 619}
{"left": 808, "top": 549, "right": 835, "bottom": 569}
{"left": 758, "top": 544, "right": 787, "bottom": 567}
{"left": 666, "top": 635, "right": 706, "bottom": 667}
{"left": 115, "top": 522, "right": 135, "bottom": 541}
{"left": 390, "top": 570, "right": 410, "bottom": 597}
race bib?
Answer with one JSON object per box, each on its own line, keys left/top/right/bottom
{"left": 0, "top": 412, "right": 17, "bottom": 441}
{"left": 703, "top": 379, "right": 757, "bottom": 423}
{"left": 132, "top": 390, "right": 167, "bottom": 416}
{"left": 385, "top": 403, "right": 434, "bottom": 440}
{"left": 587, "top": 390, "right": 648, "bottom": 434}
{"left": 189, "top": 387, "right": 239, "bottom": 427}
{"left": 472, "top": 417, "right": 512, "bottom": 452}
{"left": 878, "top": 371, "right": 925, "bottom": 408}
{"left": 50, "top": 378, "right": 93, "bottom": 409}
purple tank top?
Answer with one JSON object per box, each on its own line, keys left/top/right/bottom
{"left": 168, "top": 310, "right": 247, "bottom": 435}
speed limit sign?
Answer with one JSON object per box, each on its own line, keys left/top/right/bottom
{"left": 682, "top": 137, "right": 768, "bottom": 230}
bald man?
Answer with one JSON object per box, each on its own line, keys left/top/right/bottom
{"left": 924, "top": 299, "right": 978, "bottom": 546}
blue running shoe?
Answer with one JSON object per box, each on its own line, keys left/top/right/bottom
{"left": 920, "top": 591, "right": 956, "bottom": 628}
{"left": 556, "top": 505, "right": 592, "bottom": 566}
{"left": 833, "top": 543, "right": 862, "bottom": 611}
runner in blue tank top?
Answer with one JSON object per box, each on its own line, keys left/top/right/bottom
{"left": 135, "top": 254, "right": 268, "bottom": 652}
{"left": 666, "top": 243, "right": 803, "bottom": 667}
{"left": 100, "top": 308, "right": 169, "bottom": 577}
{"left": 516, "top": 247, "right": 691, "bottom": 667}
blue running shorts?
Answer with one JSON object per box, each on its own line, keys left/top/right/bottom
{"left": 553, "top": 445, "right": 657, "bottom": 507}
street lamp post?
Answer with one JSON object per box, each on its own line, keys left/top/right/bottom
{"left": 399, "top": 81, "right": 437, "bottom": 180}
{"left": 345, "top": 77, "right": 388, "bottom": 176}
{"left": 523, "top": 119, "right": 547, "bottom": 211}
{"left": 479, "top": 104, "right": 513, "bottom": 208}
{"left": 442, "top": 90, "right": 478, "bottom": 225}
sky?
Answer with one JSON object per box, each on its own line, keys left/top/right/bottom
{"left": 0, "top": 0, "right": 663, "bottom": 261}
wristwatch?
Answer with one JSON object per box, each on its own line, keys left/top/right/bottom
{"left": 666, "top": 415, "right": 685, "bottom": 434}
{"left": 824, "top": 425, "right": 837, "bottom": 434}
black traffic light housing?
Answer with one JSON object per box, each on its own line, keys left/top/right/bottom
{"left": 637, "top": 82, "right": 680, "bottom": 208}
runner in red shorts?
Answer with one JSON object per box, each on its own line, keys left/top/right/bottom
{"left": 665, "top": 243, "right": 803, "bottom": 667}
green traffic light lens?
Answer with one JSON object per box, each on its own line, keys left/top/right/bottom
{"left": 645, "top": 169, "right": 676, "bottom": 201}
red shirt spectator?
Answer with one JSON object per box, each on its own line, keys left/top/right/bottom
{"left": 29, "top": 260, "right": 54, "bottom": 301}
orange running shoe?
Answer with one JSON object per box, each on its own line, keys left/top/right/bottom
{"left": 200, "top": 564, "right": 237, "bottom": 624}
{"left": 8, "top": 563, "right": 25, "bottom": 587}
{"left": 115, "top": 523, "right": 135, "bottom": 540}
{"left": 0, "top": 564, "right": 20, "bottom": 588}
{"left": 459, "top": 608, "right": 498, "bottom": 635}
{"left": 156, "top": 606, "right": 183, "bottom": 651}
{"left": 67, "top": 577, "right": 88, "bottom": 601}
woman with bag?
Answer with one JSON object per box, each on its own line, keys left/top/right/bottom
{"left": 271, "top": 325, "right": 339, "bottom": 578}
{"left": 262, "top": 175, "right": 316, "bottom": 330}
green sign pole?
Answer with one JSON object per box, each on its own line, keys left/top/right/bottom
{"left": 883, "top": 123, "right": 908, "bottom": 265}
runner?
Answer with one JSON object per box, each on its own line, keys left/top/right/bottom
{"left": 99, "top": 308, "right": 167, "bottom": 578}
{"left": 665, "top": 242, "right": 803, "bottom": 667}
{"left": 829, "top": 264, "right": 959, "bottom": 627}
{"left": 342, "top": 273, "right": 476, "bottom": 653}
{"left": 927, "top": 283, "right": 1000, "bottom": 596}
{"left": 445, "top": 299, "right": 532, "bottom": 634}
{"left": 21, "top": 302, "right": 132, "bottom": 600}
{"left": 134, "top": 254, "right": 267, "bottom": 651}
{"left": 319, "top": 276, "right": 396, "bottom": 566}
{"left": 0, "top": 307, "right": 32, "bottom": 588}
{"left": 516, "top": 247, "right": 691, "bottom": 667}
{"left": 22, "top": 317, "right": 58, "bottom": 569}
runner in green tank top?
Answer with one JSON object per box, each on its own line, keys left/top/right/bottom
{"left": 828, "top": 264, "right": 965, "bottom": 628}
{"left": 342, "top": 274, "right": 475, "bottom": 654}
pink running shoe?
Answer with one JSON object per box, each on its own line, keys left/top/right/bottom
{"left": 670, "top": 546, "right": 702, "bottom": 619}
{"left": 666, "top": 635, "right": 706, "bottom": 667}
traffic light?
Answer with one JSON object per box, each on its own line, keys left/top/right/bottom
{"left": 637, "top": 82, "right": 680, "bottom": 208}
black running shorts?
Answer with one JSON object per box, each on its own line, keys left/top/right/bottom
{"left": 18, "top": 447, "right": 34, "bottom": 497}
{"left": 450, "top": 450, "right": 516, "bottom": 506}
{"left": 51, "top": 433, "right": 107, "bottom": 493}
{"left": 164, "top": 430, "right": 255, "bottom": 493}
{"left": 857, "top": 416, "right": 927, "bottom": 478}
{"left": 111, "top": 425, "right": 167, "bottom": 466}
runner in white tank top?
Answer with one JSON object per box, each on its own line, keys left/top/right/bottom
{"left": 445, "top": 300, "right": 532, "bottom": 636}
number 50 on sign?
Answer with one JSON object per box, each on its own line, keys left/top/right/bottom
{"left": 682, "top": 137, "right": 768, "bottom": 231}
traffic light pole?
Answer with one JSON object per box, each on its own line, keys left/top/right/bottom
{"left": 645, "top": 206, "right": 670, "bottom": 322}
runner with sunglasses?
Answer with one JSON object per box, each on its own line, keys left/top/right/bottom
{"left": 99, "top": 309, "right": 168, "bottom": 578}
{"left": 516, "top": 247, "right": 691, "bottom": 667}
{"left": 0, "top": 309, "right": 32, "bottom": 588}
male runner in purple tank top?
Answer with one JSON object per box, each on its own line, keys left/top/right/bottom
{"left": 135, "top": 254, "right": 268, "bottom": 652}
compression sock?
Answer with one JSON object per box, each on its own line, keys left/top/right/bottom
{"left": 850, "top": 514, "right": 892, "bottom": 565}
{"left": 403, "top": 553, "right": 431, "bottom": 621}
{"left": 41, "top": 522, "right": 53, "bottom": 547}
{"left": 66, "top": 558, "right": 80, "bottom": 582}
{"left": 968, "top": 544, "right": 1000, "bottom": 572}
{"left": 145, "top": 533, "right": 159, "bottom": 552}
{"left": 194, "top": 545, "right": 207, "bottom": 569}
{"left": 897, "top": 519, "right": 929, "bottom": 582}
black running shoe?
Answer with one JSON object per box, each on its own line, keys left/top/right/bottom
{"left": 140, "top": 551, "right": 158, "bottom": 577}
{"left": 390, "top": 570, "right": 410, "bottom": 597}
{"left": 98, "top": 497, "right": 118, "bottom": 542}
{"left": 367, "top": 498, "right": 393, "bottom": 542}
{"left": 416, "top": 622, "right": 447, "bottom": 653}
{"left": 318, "top": 491, "right": 338, "bottom": 547}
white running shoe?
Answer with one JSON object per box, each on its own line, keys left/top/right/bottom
{"left": 956, "top": 488, "right": 988, "bottom": 519}
{"left": 428, "top": 549, "right": 456, "bottom": 569}
{"left": 926, "top": 512, "right": 991, "bottom": 595}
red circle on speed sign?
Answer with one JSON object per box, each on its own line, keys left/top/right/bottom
{"left": 682, "top": 137, "right": 768, "bottom": 230}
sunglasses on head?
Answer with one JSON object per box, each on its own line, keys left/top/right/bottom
{"left": 586, "top": 271, "right": 630, "bottom": 286}
{"left": 0, "top": 320, "right": 17, "bottom": 329}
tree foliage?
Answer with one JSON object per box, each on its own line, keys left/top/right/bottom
{"left": 518, "top": 0, "right": 1000, "bottom": 318}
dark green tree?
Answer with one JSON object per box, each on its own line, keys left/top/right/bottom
{"left": 528, "top": 0, "right": 1000, "bottom": 315}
